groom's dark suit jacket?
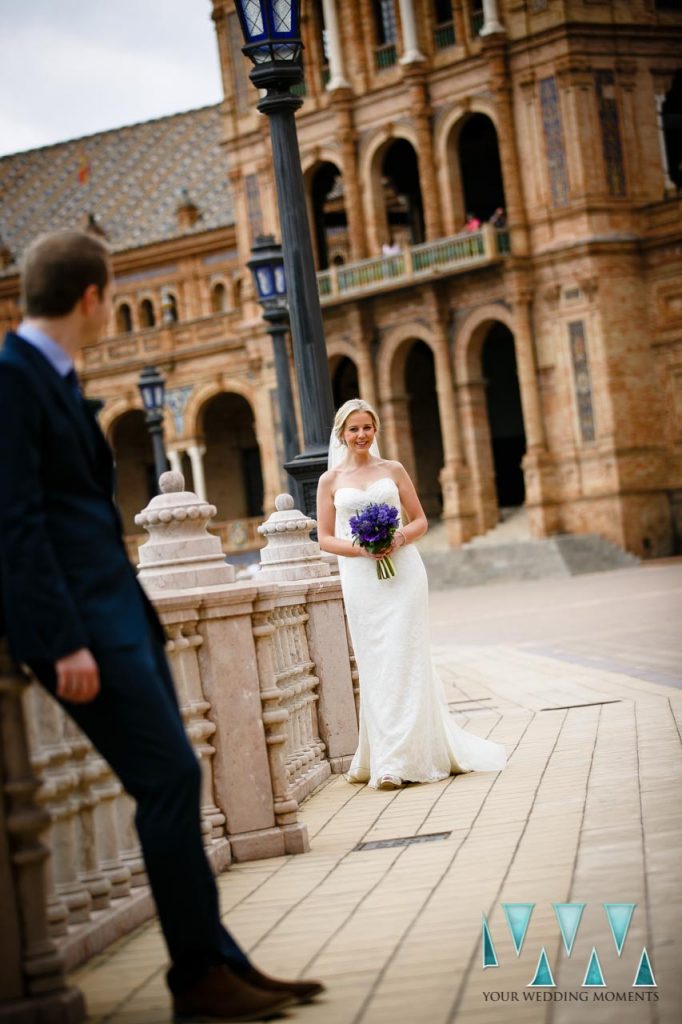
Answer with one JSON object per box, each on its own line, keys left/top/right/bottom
{"left": 0, "top": 331, "right": 163, "bottom": 664}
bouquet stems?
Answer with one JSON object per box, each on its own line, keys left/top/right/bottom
{"left": 376, "top": 555, "right": 396, "bottom": 580}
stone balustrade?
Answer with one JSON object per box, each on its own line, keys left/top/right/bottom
{"left": 1, "top": 473, "right": 359, "bottom": 1006}
{"left": 81, "top": 308, "right": 242, "bottom": 373}
{"left": 317, "top": 225, "right": 509, "bottom": 304}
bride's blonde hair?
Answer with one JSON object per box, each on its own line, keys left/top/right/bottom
{"left": 333, "top": 398, "right": 381, "bottom": 442}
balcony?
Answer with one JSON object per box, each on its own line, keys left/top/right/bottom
{"left": 434, "top": 21, "right": 456, "bottom": 49}
{"left": 83, "top": 309, "right": 242, "bottom": 373}
{"left": 317, "top": 226, "right": 510, "bottom": 305}
{"left": 374, "top": 43, "right": 397, "bottom": 70}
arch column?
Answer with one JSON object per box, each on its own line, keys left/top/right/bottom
{"left": 406, "top": 72, "right": 444, "bottom": 240}
{"left": 482, "top": 37, "right": 528, "bottom": 254}
{"left": 511, "top": 288, "right": 558, "bottom": 536}
{"left": 331, "top": 95, "right": 367, "bottom": 259}
{"left": 187, "top": 444, "right": 208, "bottom": 502}
{"left": 480, "top": 0, "right": 504, "bottom": 36}
{"left": 355, "top": 343, "right": 378, "bottom": 409}
{"left": 397, "top": 0, "right": 425, "bottom": 64}
{"left": 432, "top": 327, "right": 476, "bottom": 545}
{"left": 322, "top": 0, "right": 350, "bottom": 90}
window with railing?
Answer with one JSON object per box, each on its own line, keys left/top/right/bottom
{"left": 373, "top": 0, "right": 398, "bottom": 69}
{"left": 470, "top": 0, "right": 484, "bottom": 36}
{"left": 433, "top": 0, "right": 456, "bottom": 48}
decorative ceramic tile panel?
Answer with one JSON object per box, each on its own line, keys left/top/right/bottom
{"left": 569, "top": 320, "right": 596, "bottom": 443}
{"left": 539, "top": 76, "right": 570, "bottom": 206}
{"left": 595, "top": 70, "right": 626, "bottom": 197}
{"left": 245, "top": 173, "right": 264, "bottom": 240}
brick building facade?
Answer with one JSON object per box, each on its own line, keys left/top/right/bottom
{"left": 1, "top": 0, "right": 681, "bottom": 558}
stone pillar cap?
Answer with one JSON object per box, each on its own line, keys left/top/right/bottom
{"left": 257, "top": 493, "right": 331, "bottom": 581}
{"left": 135, "top": 471, "right": 235, "bottom": 591}
{"left": 134, "top": 471, "right": 217, "bottom": 528}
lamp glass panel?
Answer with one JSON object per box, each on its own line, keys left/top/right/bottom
{"left": 274, "top": 266, "right": 286, "bottom": 295}
{"left": 256, "top": 266, "right": 275, "bottom": 298}
{"left": 241, "top": 0, "right": 264, "bottom": 38}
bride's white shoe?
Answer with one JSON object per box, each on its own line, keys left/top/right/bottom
{"left": 378, "top": 774, "right": 402, "bottom": 790}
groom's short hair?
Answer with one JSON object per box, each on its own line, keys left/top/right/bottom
{"left": 21, "top": 230, "right": 110, "bottom": 318}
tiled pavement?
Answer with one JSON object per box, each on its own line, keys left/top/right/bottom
{"left": 71, "top": 562, "right": 682, "bottom": 1024}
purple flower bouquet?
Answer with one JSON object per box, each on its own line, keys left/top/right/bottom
{"left": 348, "top": 501, "right": 400, "bottom": 580}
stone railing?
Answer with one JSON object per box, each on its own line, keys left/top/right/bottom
{"left": 125, "top": 514, "right": 265, "bottom": 564}
{"left": 0, "top": 474, "right": 359, "bottom": 999}
{"left": 317, "top": 225, "right": 509, "bottom": 303}
{"left": 81, "top": 308, "right": 242, "bottom": 372}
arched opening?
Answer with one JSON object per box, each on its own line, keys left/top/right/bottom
{"left": 381, "top": 139, "right": 425, "bottom": 246}
{"left": 662, "top": 70, "right": 682, "bottom": 189}
{"left": 310, "top": 162, "right": 349, "bottom": 269}
{"left": 405, "top": 341, "right": 444, "bottom": 517}
{"left": 458, "top": 114, "right": 506, "bottom": 225}
{"left": 163, "top": 292, "right": 179, "bottom": 323}
{"left": 139, "top": 298, "right": 155, "bottom": 328}
{"left": 211, "top": 281, "right": 228, "bottom": 314}
{"left": 331, "top": 356, "right": 360, "bottom": 407}
{"left": 482, "top": 324, "right": 526, "bottom": 508}
{"left": 110, "top": 410, "right": 155, "bottom": 534}
{"left": 116, "top": 303, "right": 132, "bottom": 334}
{"left": 373, "top": 0, "right": 398, "bottom": 46}
{"left": 201, "top": 393, "right": 264, "bottom": 520}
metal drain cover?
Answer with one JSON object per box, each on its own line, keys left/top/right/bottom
{"left": 354, "top": 831, "right": 451, "bottom": 852}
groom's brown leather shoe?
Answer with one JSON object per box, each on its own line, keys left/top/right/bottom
{"left": 173, "top": 964, "right": 296, "bottom": 1022}
{"left": 242, "top": 964, "right": 326, "bottom": 1003}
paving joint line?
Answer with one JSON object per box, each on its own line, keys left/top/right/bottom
{"left": 634, "top": 702, "right": 659, "bottom": 1024}
{"left": 547, "top": 704, "right": 603, "bottom": 1024}
{"left": 345, "top": 716, "right": 533, "bottom": 1024}
{"left": 301, "top": 718, "right": 506, "bottom": 983}
{"left": 445, "top": 709, "right": 569, "bottom": 1024}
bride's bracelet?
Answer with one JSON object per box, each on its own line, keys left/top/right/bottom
{"left": 395, "top": 529, "right": 407, "bottom": 548}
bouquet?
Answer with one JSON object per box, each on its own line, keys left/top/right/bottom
{"left": 348, "top": 501, "right": 400, "bottom": 580}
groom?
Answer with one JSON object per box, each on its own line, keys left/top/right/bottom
{"left": 0, "top": 230, "right": 323, "bottom": 1021}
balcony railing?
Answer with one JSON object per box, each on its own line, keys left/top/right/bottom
{"left": 317, "top": 226, "right": 510, "bottom": 304}
{"left": 470, "top": 8, "right": 485, "bottom": 35}
{"left": 374, "top": 43, "right": 397, "bottom": 70}
{"left": 434, "top": 21, "right": 456, "bottom": 49}
{"left": 84, "top": 309, "right": 242, "bottom": 373}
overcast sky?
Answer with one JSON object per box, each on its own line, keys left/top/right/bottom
{"left": 0, "top": 0, "right": 224, "bottom": 158}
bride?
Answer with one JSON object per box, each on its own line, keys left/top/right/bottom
{"left": 316, "top": 398, "right": 506, "bottom": 790}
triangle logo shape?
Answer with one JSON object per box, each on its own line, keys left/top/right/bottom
{"left": 502, "top": 902, "right": 534, "bottom": 955}
{"left": 604, "top": 903, "right": 635, "bottom": 956}
{"left": 528, "top": 947, "right": 555, "bottom": 987}
{"left": 553, "top": 903, "right": 585, "bottom": 955}
{"left": 582, "top": 947, "right": 606, "bottom": 987}
{"left": 482, "top": 914, "right": 498, "bottom": 968}
{"left": 633, "top": 948, "right": 657, "bottom": 987}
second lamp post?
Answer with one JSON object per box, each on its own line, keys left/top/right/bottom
{"left": 235, "top": 0, "right": 335, "bottom": 517}
{"left": 138, "top": 364, "right": 168, "bottom": 492}
{"left": 248, "top": 236, "right": 300, "bottom": 497}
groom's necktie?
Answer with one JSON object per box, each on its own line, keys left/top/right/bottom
{"left": 64, "top": 367, "right": 82, "bottom": 403}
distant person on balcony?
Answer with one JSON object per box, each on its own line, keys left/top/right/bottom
{"left": 0, "top": 230, "right": 324, "bottom": 1023}
{"left": 489, "top": 207, "right": 507, "bottom": 228}
{"left": 463, "top": 212, "right": 481, "bottom": 233}
{"left": 381, "top": 234, "right": 401, "bottom": 256}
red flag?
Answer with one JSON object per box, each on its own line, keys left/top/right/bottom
{"left": 78, "top": 148, "right": 90, "bottom": 185}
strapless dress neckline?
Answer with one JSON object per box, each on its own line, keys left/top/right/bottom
{"left": 334, "top": 476, "right": 397, "bottom": 498}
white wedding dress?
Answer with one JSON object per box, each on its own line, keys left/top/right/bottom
{"left": 334, "top": 477, "right": 506, "bottom": 788}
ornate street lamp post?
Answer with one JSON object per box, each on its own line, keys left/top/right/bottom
{"left": 234, "top": 0, "right": 335, "bottom": 516}
{"left": 137, "top": 365, "right": 168, "bottom": 492}
{"left": 248, "top": 235, "right": 300, "bottom": 498}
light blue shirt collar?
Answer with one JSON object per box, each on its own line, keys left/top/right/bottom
{"left": 16, "top": 322, "right": 74, "bottom": 378}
